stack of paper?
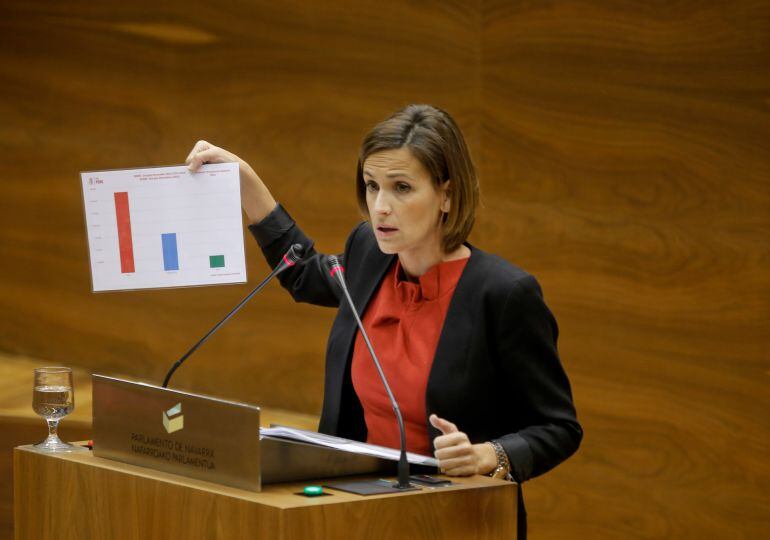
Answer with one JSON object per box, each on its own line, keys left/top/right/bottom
{"left": 260, "top": 425, "right": 438, "bottom": 467}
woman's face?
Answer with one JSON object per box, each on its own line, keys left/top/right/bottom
{"left": 362, "top": 147, "right": 449, "bottom": 257}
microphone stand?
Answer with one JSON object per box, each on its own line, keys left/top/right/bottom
{"left": 327, "top": 256, "right": 417, "bottom": 493}
{"left": 162, "top": 244, "right": 304, "bottom": 388}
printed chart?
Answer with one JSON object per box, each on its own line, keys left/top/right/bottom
{"left": 80, "top": 163, "right": 246, "bottom": 292}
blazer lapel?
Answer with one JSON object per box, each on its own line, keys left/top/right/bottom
{"left": 425, "top": 243, "right": 478, "bottom": 441}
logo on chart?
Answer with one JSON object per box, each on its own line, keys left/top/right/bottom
{"left": 162, "top": 403, "right": 184, "bottom": 434}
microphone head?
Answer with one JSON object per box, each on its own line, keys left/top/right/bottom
{"left": 284, "top": 244, "right": 306, "bottom": 266}
{"left": 327, "top": 255, "right": 345, "bottom": 281}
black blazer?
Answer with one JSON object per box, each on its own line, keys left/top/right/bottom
{"left": 250, "top": 205, "right": 582, "bottom": 485}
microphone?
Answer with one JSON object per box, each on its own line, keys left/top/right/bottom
{"left": 327, "top": 255, "right": 412, "bottom": 490}
{"left": 162, "top": 244, "right": 306, "bottom": 388}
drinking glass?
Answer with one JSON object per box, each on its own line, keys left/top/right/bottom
{"left": 32, "top": 367, "right": 86, "bottom": 452}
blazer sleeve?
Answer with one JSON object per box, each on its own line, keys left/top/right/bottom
{"left": 492, "top": 274, "right": 583, "bottom": 483}
{"left": 247, "top": 204, "right": 347, "bottom": 307}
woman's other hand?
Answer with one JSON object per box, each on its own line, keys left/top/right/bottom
{"left": 185, "top": 140, "right": 277, "bottom": 224}
{"left": 429, "top": 414, "right": 498, "bottom": 476}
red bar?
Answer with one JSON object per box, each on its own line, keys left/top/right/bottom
{"left": 114, "top": 192, "right": 135, "bottom": 273}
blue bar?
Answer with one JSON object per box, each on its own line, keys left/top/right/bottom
{"left": 161, "top": 233, "right": 179, "bottom": 271}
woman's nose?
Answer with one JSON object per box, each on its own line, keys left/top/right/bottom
{"left": 373, "top": 192, "right": 391, "bottom": 214}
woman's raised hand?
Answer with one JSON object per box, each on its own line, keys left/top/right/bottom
{"left": 185, "top": 140, "right": 277, "bottom": 224}
{"left": 186, "top": 140, "right": 239, "bottom": 171}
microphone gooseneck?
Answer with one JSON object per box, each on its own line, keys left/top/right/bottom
{"left": 162, "top": 243, "right": 305, "bottom": 388}
{"left": 327, "top": 255, "right": 412, "bottom": 489}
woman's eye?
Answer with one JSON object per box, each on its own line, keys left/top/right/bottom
{"left": 365, "top": 181, "right": 379, "bottom": 192}
{"left": 396, "top": 183, "right": 411, "bottom": 193}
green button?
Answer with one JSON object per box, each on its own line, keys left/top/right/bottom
{"left": 304, "top": 485, "right": 323, "bottom": 496}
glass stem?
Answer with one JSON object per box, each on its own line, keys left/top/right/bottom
{"left": 46, "top": 418, "right": 60, "bottom": 440}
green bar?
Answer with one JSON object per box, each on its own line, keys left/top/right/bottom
{"left": 209, "top": 255, "right": 225, "bottom": 268}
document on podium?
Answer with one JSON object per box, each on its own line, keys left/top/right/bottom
{"left": 80, "top": 163, "right": 246, "bottom": 292}
{"left": 260, "top": 425, "right": 439, "bottom": 467}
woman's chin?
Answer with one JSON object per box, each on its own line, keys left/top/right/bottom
{"left": 374, "top": 238, "right": 399, "bottom": 255}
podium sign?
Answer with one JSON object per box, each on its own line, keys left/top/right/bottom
{"left": 92, "top": 374, "right": 261, "bottom": 491}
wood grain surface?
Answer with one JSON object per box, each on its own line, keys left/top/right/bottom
{"left": 14, "top": 446, "right": 516, "bottom": 539}
{"left": 1, "top": 1, "right": 768, "bottom": 538}
{"left": 477, "top": 2, "right": 770, "bottom": 538}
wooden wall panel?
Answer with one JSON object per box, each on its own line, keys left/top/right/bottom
{"left": 1, "top": 1, "right": 769, "bottom": 538}
{"left": 0, "top": 0, "right": 481, "bottom": 414}
{"left": 479, "top": 1, "right": 770, "bottom": 538}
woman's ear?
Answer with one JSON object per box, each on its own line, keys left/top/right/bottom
{"left": 440, "top": 180, "right": 451, "bottom": 213}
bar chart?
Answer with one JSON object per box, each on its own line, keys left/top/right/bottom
{"left": 81, "top": 163, "right": 246, "bottom": 292}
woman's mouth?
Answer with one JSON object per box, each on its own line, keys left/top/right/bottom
{"left": 376, "top": 225, "right": 398, "bottom": 237}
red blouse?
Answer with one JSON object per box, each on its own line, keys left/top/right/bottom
{"left": 351, "top": 256, "right": 469, "bottom": 455}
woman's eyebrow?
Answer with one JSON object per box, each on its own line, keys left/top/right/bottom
{"left": 363, "top": 170, "right": 414, "bottom": 180}
{"left": 386, "top": 172, "right": 413, "bottom": 179}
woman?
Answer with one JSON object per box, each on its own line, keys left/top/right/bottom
{"left": 186, "top": 104, "right": 582, "bottom": 537}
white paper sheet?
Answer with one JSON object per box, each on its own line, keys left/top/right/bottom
{"left": 80, "top": 163, "right": 246, "bottom": 292}
{"left": 260, "top": 425, "right": 439, "bottom": 467}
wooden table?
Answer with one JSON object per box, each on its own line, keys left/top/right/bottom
{"left": 14, "top": 445, "right": 517, "bottom": 539}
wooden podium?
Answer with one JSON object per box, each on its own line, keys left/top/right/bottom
{"left": 14, "top": 445, "right": 517, "bottom": 539}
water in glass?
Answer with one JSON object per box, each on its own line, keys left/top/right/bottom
{"left": 32, "top": 367, "right": 86, "bottom": 453}
{"left": 33, "top": 385, "right": 74, "bottom": 419}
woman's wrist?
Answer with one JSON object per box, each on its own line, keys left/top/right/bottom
{"left": 238, "top": 160, "right": 277, "bottom": 224}
{"left": 242, "top": 188, "right": 277, "bottom": 225}
{"left": 473, "top": 442, "right": 499, "bottom": 475}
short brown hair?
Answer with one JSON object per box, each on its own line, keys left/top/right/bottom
{"left": 356, "top": 104, "right": 479, "bottom": 253}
